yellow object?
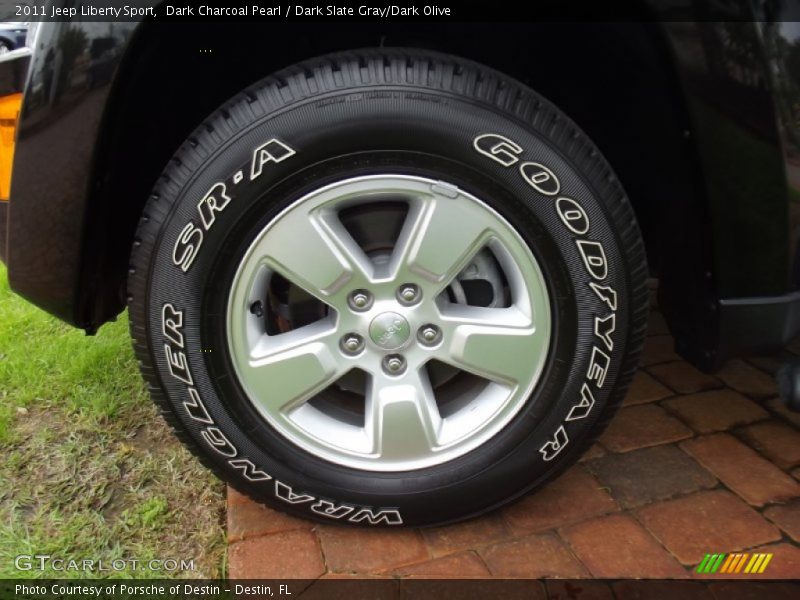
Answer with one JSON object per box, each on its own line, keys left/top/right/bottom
{"left": 758, "top": 553, "right": 773, "bottom": 573}
{"left": 0, "top": 92, "right": 22, "bottom": 201}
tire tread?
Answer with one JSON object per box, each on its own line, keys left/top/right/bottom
{"left": 127, "top": 48, "right": 649, "bottom": 521}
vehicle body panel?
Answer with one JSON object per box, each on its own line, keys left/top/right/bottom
{"left": 0, "top": 23, "right": 28, "bottom": 51}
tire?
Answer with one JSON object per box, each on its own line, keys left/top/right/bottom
{"left": 128, "top": 48, "right": 648, "bottom": 527}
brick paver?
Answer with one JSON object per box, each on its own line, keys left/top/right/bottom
{"left": 640, "top": 334, "right": 681, "bottom": 366}
{"left": 317, "top": 525, "right": 428, "bottom": 574}
{"left": 225, "top": 303, "right": 800, "bottom": 580}
{"left": 648, "top": 361, "right": 721, "bottom": 394}
{"left": 766, "top": 397, "right": 800, "bottom": 427}
{"left": 663, "top": 390, "right": 768, "bottom": 433}
{"left": 636, "top": 490, "right": 781, "bottom": 565}
{"left": 624, "top": 371, "right": 672, "bottom": 405}
{"left": 764, "top": 500, "right": 800, "bottom": 543}
{"left": 227, "top": 497, "right": 311, "bottom": 541}
{"left": 746, "top": 543, "right": 800, "bottom": 579}
{"left": 561, "top": 514, "right": 686, "bottom": 578}
{"left": 579, "top": 443, "right": 606, "bottom": 461}
{"left": 392, "top": 551, "right": 490, "bottom": 578}
{"left": 586, "top": 445, "right": 716, "bottom": 508}
{"left": 746, "top": 354, "right": 788, "bottom": 375}
{"left": 739, "top": 421, "right": 800, "bottom": 469}
{"left": 501, "top": 466, "right": 618, "bottom": 533}
{"left": 681, "top": 434, "right": 800, "bottom": 506}
{"left": 227, "top": 487, "right": 252, "bottom": 507}
{"left": 228, "top": 529, "right": 325, "bottom": 579}
{"left": 480, "top": 533, "right": 589, "bottom": 578}
{"left": 716, "top": 359, "right": 779, "bottom": 398}
{"left": 599, "top": 404, "right": 693, "bottom": 452}
{"left": 421, "top": 515, "right": 509, "bottom": 557}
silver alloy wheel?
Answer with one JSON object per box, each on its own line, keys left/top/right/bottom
{"left": 226, "top": 175, "right": 552, "bottom": 471}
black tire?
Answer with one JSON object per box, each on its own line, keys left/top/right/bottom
{"left": 128, "top": 48, "right": 648, "bottom": 527}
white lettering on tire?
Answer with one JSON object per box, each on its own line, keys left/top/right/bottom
{"left": 519, "top": 162, "right": 560, "bottom": 196}
{"left": 556, "top": 197, "right": 590, "bottom": 235}
{"left": 594, "top": 313, "right": 616, "bottom": 352}
{"left": 160, "top": 287, "right": 402, "bottom": 524}
{"left": 473, "top": 133, "right": 523, "bottom": 167}
{"left": 229, "top": 459, "right": 271, "bottom": 482}
{"left": 162, "top": 304, "right": 185, "bottom": 347}
{"left": 311, "top": 500, "right": 355, "bottom": 519}
{"left": 184, "top": 387, "right": 213, "bottom": 424}
{"left": 172, "top": 138, "right": 296, "bottom": 273}
{"left": 197, "top": 182, "right": 232, "bottom": 229}
{"left": 473, "top": 132, "right": 619, "bottom": 462}
{"left": 349, "top": 508, "right": 404, "bottom": 526}
{"left": 587, "top": 347, "right": 611, "bottom": 389}
{"left": 565, "top": 383, "right": 596, "bottom": 422}
{"left": 201, "top": 427, "right": 238, "bottom": 458}
{"left": 576, "top": 240, "right": 609, "bottom": 281}
{"left": 539, "top": 426, "right": 568, "bottom": 461}
{"left": 172, "top": 223, "right": 203, "bottom": 273}
{"left": 589, "top": 283, "right": 618, "bottom": 311}
{"left": 250, "top": 138, "right": 296, "bottom": 180}
{"left": 275, "top": 481, "right": 315, "bottom": 504}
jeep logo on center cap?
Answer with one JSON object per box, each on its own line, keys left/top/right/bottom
{"left": 369, "top": 312, "right": 411, "bottom": 350}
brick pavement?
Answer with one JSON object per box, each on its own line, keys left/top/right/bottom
{"left": 227, "top": 299, "right": 800, "bottom": 579}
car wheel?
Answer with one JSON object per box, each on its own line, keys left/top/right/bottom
{"left": 0, "top": 42, "right": 11, "bottom": 55}
{"left": 128, "top": 49, "right": 648, "bottom": 526}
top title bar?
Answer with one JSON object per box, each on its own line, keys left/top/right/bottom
{"left": 3, "top": 0, "right": 800, "bottom": 23}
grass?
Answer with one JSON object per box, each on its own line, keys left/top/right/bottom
{"left": 0, "top": 266, "right": 226, "bottom": 578}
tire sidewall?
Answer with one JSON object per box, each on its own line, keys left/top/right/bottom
{"left": 142, "top": 79, "right": 632, "bottom": 526}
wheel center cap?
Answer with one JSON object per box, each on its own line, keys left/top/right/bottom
{"left": 369, "top": 312, "right": 411, "bottom": 350}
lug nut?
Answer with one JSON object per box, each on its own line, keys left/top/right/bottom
{"left": 348, "top": 290, "right": 373, "bottom": 311}
{"left": 397, "top": 283, "right": 421, "bottom": 305}
{"left": 418, "top": 324, "right": 442, "bottom": 346}
{"left": 340, "top": 333, "right": 365, "bottom": 355}
{"left": 382, "top": 354, "right": 407, "bottom": 375}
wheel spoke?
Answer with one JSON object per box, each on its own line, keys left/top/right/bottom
{"left": 225, "top": 174, "right": 553, "bottom": 471}
{"left": 439, "top": 305, "right": 544, "bottom": 387}
{"left": 393, "top": 194, "right": 493, "bottom": 291}
{"left": 259, "top": 207, "right": 373, "bottom": 302}
{"left": 365, "top": 370, "right": 442, "bottom": 460}
{"left": 244, "top": 321, "right": 345, "bottom": 414}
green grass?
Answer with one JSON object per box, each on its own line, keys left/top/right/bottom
{"left": 0, "top": 266, "right": 226, "bottom": 578}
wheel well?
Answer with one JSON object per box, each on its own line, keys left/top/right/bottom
{"left": 85, "top": 21, "right": 703, "bottom": 326}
